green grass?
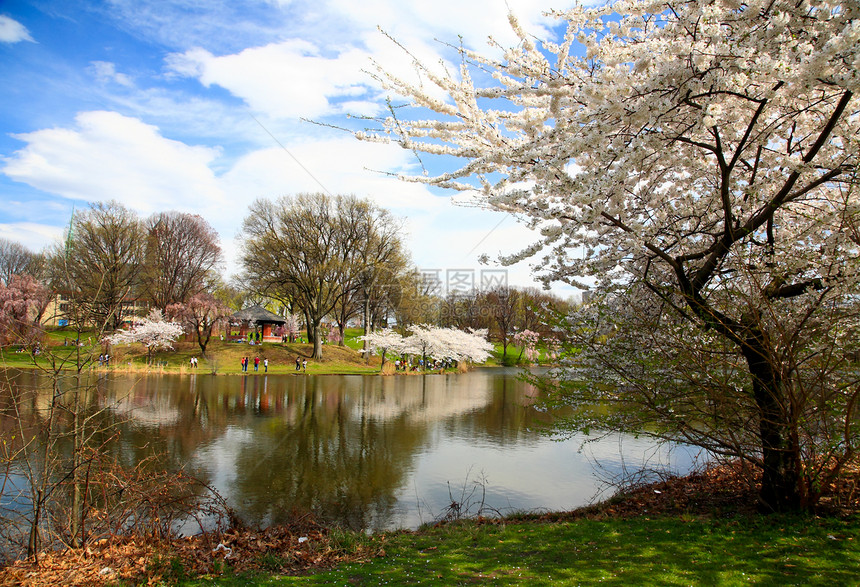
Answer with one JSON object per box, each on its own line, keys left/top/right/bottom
{"left": 162, "top": 513, "right": 859, "bottom": 586}
{"left": 2, "top": 327, "right": 382, "bottom": 376}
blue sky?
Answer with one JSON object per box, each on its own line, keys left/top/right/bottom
{"left": 0, "top": 0, "right": 582, "bottom": 297}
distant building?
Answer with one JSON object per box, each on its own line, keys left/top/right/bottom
{"left": 41, "top": 293, "right": 149, "bottom": 329}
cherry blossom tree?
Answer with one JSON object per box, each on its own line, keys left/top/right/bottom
{"left": 283, "top": 312, "right": 300, "bottom": 341}
{"left": 362, "top": 325, "right": 493, "bottom": 368}
{"left": 0, "top": 274, "right": 51, "bottom": 348}
{"left": 513, "top": 329, "right": 541, "bottom": 364}
{"left": 360, "top": 327, "right": 408, "bottom": 369}
{"left": 104, "top": 309, "right": 183, "bottom": 365}
{"left": 167, "top": 292, "right": 232, "bottom": 355}
{"left": 359, "top": 0, "right": 860, "bottom": 510}
{"left": 325, "top": 323, "right": 343, "bottom": 345}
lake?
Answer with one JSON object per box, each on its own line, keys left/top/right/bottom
{"left": 2, "top": 367, "right": 702, "bottom": 532}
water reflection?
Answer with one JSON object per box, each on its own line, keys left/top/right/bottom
{"left": 1, "top": 368, "right": 700, "bottom": 531}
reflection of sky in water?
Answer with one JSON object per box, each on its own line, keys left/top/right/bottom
{"left": 6, "top": 368, "right": 705, "bottom": 534}
{"left": 185, "top": 370, "right": 706, "bottom": 531}
{"left": 389, "top": 432, "right": 704, "bottom": 530}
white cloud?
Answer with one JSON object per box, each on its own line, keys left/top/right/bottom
{"left": 220, "top": 135, "right": 435, "bottom": 209}
{"left": 161, "top": 1, "right": 584, "bottom": 123}
{"left": 0, "top": 222, "right": 63, "bottom": 252}
{"left": 89, "top": 61, "right": 134, "bottom": 87}
{"left": 2, "top": 111, "right": 226, "bottom": 216}
{"left": 166, "top": 41, "right": 377, "bottom": 120}
{"left": 0, "top": 15, "right": 34, "bottom": 44}
{"left": 0, "top": 1, "right": 587, "bottom": 295}
{"left": 330, "top": 0, "right": 564, "bottom": 50}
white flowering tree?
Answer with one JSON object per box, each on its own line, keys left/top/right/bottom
{"left": 402, "top": 325, "right": 494, "bottom": 365}
{"left": 360, "top": 327, "right": 409, "bottom": 369}
{"left": 362, "top": 325, "right": 494, "bottom": 368}
{"left": 358, "top": 0, "right": 860, "bottom": 511}
{"left": 105, "top": 309, "right": 184, "bottom": 365}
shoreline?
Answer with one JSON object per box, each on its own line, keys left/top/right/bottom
{"left": 1, "top": 460, "right": 856, "bottom": 586}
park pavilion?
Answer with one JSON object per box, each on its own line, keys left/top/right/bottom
{"left": 230, "top": 305, "right": 286, "bottom": 343}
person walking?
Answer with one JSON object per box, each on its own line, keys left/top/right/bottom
{"left": 254, "top": 356, "right": 260, "bottom": 371}
{"left": 302, "top": 359, "right": 307, "bottom": 372}
{"left": 264, "top": 358, "right": 268, "bottom": 373}
{"left": 295, "top": 357, "right": 301, "bottom": 371}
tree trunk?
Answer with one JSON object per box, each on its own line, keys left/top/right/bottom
{"left": 741, "top": 325, "right": 802, "bottom": 512}
{"left": 310, "top": 321, "right": 323, "bottom": 359}
{"left": 363, "top": 295, "right": 372, "bottom": 363}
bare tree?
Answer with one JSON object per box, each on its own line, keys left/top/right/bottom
{"left": 49, "top": 201, "right": 145, "bottom": 331}
{"left": 484, "top": 286, "right": 520, "bottom": 362}
{"left": 143, "top": 211, "right": 222, "bottom": 310}
{"left": 0, "top": 238, "right": 38, "bottom": 286}
{"left": 241, "top": 194, "right": 372, "bottom": 358}
{"left": 332, "top": 199, "right": 407, "bottom": 351}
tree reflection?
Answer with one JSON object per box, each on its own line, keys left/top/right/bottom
{"left": 2, "top": 369, "right": 557, "bottom": 532}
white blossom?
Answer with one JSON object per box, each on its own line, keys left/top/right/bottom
{"left": 104, "top": 309, "right": 184, "bottom": 356}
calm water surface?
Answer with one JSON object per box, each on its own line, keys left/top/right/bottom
{"left": 8, "top": 368, "right": 702, "bottom": 531}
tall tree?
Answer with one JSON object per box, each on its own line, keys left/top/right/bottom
{"left": 143, "top": 211, "right": 222, "bottom": 310}
{"left": 484, "top": 286, "right": 520, "bottom": 362}
{"left": 51, "top": 201, "right": 145, "bottom": 330}
{"left": 0, "top": 238, "right": 39, "bottom": 285}
{"left": 241, "top": 193, "right": 389, "bottom": 359}
{"left": 359, "top": 0, "right": 860, "bottom": 511}
{"left": 352, "top": 202, "right": 408, "bottom": 352}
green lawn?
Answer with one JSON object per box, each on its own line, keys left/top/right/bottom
{"left": 159, "top": 513, "right": 859, "bottom": 586}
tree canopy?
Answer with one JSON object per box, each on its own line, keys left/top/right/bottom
{"left": 359, "top": 0, "right": 860, "bottom": 511}
{"left": 240, "top": 193, "right": 407, "bottom": 359}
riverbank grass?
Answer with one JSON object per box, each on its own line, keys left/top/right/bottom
{"left": 1, "top": 327, "right": 384, "bottom": 375}
{"left": 163, "top": 513, "right": 859, "bottom": 586}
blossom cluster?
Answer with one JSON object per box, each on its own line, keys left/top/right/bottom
{"left": 361, "top": 325, "right": 494, "bottom": 363}
{"left": 104, "top": 309, "right": 184, "bottom": 352}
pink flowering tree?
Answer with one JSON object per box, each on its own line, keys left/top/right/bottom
{"left": 513, "top": 330, "right": 540, "bottom": 364}
{"left": 284, "top": 313, "right": 300, "bottom": 341}
{"left": 167, "top": 293, "right": 232, "bottom": 355}
{"left": 325, "top": 323, "right": 343, "bottom": 345}
{"left": 357, "top": 0, "right": 860, "bottom": 510}
{"left": 0, "top": 275, "right": 51, "bottom": 349}
{"left": 105, "top": 309, "right": 184, "bottom": 365}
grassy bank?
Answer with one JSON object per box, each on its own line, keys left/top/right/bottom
{"left": 18, "top": 513, "right": 848, "bottom": 586}
{"left": 7, "top": 510, "right": 856, "bottom": 586}
{"left": 227, "top": 514, "right": 858, "bottom": 587}
{"left": 2, "top": 462, "right": 857, "bottom": 585}
{"left": 0, "top": 327, "right": 383, "bottom": 375}
{"left": 2, "top": 327, "right": 556, "bottom": 375}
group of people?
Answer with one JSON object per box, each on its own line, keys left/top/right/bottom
{"left": 189, "top": 356, "right": 198, "bottom": 368}
{"left": 240, "top": 356, "right": 269, "bottom": 372}
{"left": 97, "top": 354, "right": 111, "bottom": 366}
{"left": 295, "top": 357, "right": 307, "bottom": 372}
{"left": 393, "top": 357, "right": 455, "bottom": 371}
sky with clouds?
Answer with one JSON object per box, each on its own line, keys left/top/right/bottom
{"left": 0, "top": 0, "right": 586, "bottom": 298}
